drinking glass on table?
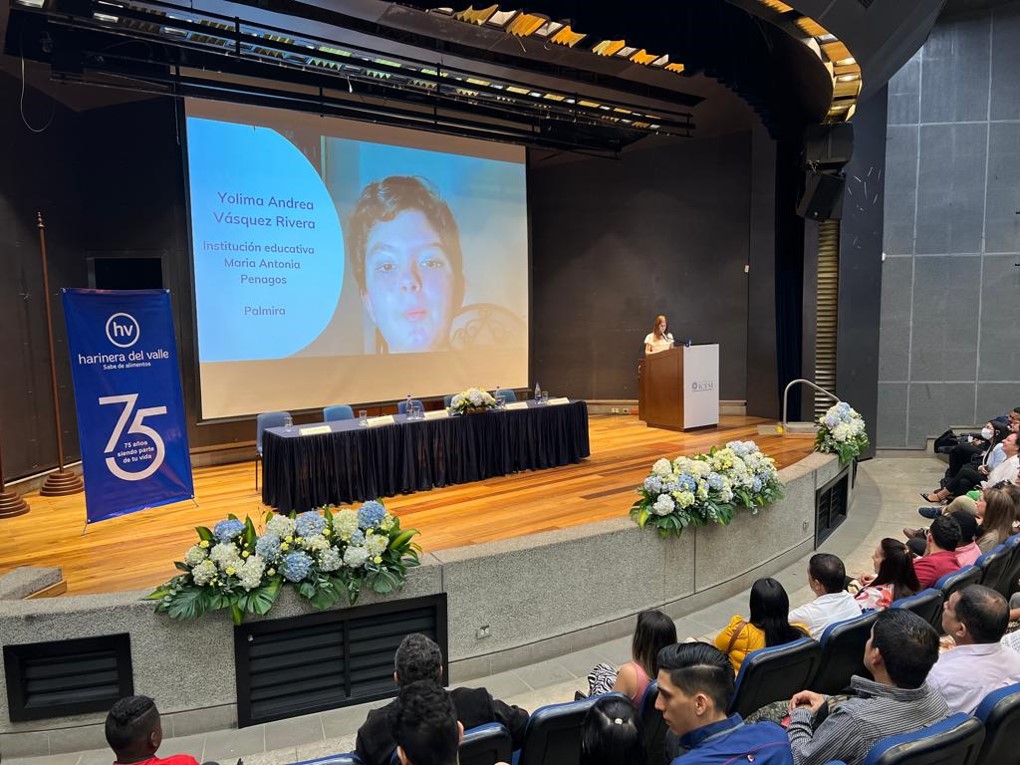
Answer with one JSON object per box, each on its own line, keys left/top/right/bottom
{"left": 358, "top": 409, "right": 368, "bottom": 427}
{"left": 541, "top": 391, "right": 549, "bottom": 405}
{"left": 283, "top": 413, "right": 293, "bottom": 432}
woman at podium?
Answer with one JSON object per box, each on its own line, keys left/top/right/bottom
{"left": 644, "top": 315, "right": 675, "bottom": 354}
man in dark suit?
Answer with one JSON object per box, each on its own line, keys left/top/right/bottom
{"left": 355, "top": 633, "right": 530, "bottom": 765}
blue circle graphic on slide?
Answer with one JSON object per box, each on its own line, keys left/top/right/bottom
{"left": 187, "top": 117, "right": 344, "bottom": 361}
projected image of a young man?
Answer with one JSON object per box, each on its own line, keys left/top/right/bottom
{"left": 348, "top": 176, "right": 465, "bottom": 354}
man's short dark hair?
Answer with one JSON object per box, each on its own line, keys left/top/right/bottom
{"left": 391, "top": 680, "right": 458, "bottom": 765}
{"left": 394, "top": 633, "right": 443, "bottom": 686}
{"left": 809, "top": 553, "right": 847, "bottom": 594}
{"left": 105, "top": 695, "right": 159, "bottom": 754}
{"left": 928, "top": 514, "right": 961, "bottom": 552}
{"left": 955, "top": 585, "right": 1009, "bottom": 644}
{"left": 656, "top": 642, "right": 734, "bottom": 712}
{"left": 872, "top": 609, "right": 939, "bottom": 689}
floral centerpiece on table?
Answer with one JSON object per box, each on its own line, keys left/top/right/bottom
{"left": 630, "top": 440, "right": 784, "bottom": 538}
{"left": 448, "top": 387, "right": 497, "bottom": 415}
{"left": 815, "top": 401, "right": 869, "bottom": 463}
{"left": 148, "top": 500, "right": 420, "bottom": 624}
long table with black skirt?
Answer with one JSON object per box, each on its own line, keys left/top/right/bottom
{"left": 261, "top": 400, "right": 590, "bottom": 512}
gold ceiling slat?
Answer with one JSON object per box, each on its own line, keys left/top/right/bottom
{"left": 593, "top": 39, "right": 626, "bottom": 56}
{"left": 833, "top": 79, "right": 862, "bottom": 98}
{"left": 834, "top": 62, "right": 862, "bottom": 77}
{"left": 664, "top": 62, "right": 686, "bottom": 73}
{"left": 629, "top": 49, "right": 658, "bottom": 66}
{"left": 549, "top": 25, "right": 585, "bottom": 47}
{"left": 506, "top": 13, "right": 546, "bottom": 36}
{"left": 454, "top": 4, "right": 497, "bottom": 25}
{"left": 758, "top": 0, "right": 794, "bottom": 12}
{"left": 821, "top": 41, "right": 853, "bottom": 64}
{"left": 795, "top": 17, "right": 829, "bottom": 37}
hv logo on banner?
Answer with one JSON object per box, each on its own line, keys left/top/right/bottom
{"left": 62, "top": 289, "right": 194, "bottom": 523}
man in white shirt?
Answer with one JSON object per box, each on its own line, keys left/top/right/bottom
{"left": 788, "top": 554, "right": 862, "bottom": 639}
{"left": 928, "top": 585, "right": 1020, "bottom": 714}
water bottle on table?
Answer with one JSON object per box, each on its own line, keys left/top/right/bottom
{"left": 534, "top": 382, "right": 542, "bottom": 404}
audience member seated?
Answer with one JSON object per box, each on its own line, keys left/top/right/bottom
{"left": 713, "top": 578, "right": 809, "bottom": 673}
{"left": 787, "top": 554, "right": 862, "bottom": 638}
{"left": 105, "top": 696, "right": 200, "bottom": 765}
{"left": 655, "top": 643, "right": 793, "bottom": 764}
{"left": 975, "top": 487, "right": 1019, "bottom": 552}
{"left": 785, "top": 609, "right": 949, "bottom": 765}
{"left": 921, "top": 432, "right": 1020, "bottom": 504}
{"left": 909, "top": 515, "right": 962, "bottom": 590}
{"left": 854, "top": 539, "right": 920, "bottom": 611}
{"left": 392, "top": 680, "right": 462, "bottom": 765}
{"left": 938, "top": 421, "right": 1007, "bottom": 485}
{"left": 579, "top": 694, "right": 646, "bottom": 765}
{"left": 905, "top": 510, "right": 979, "bottom": 564}
{"left": 588, "top": 609, "right": 677, "bottom": 701}
{"left": 927, "top": 584, "right": 1020, "bottom": 714}
{"left": 355, "top": 634, "right": 528, "bottom": 765}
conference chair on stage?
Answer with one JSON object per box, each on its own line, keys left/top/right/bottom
{"left": 397, "top": 398, "right": 424, "bottom": 415}
{"left": 256, "top": 410, "right": 290, "bottom": 491}
{"left": 494, "top": 389, "right": 517, "bottom": 404}
{"left": 323, "top": 405, "right": 355, "bottom": 422}
{"left": 444, "top": 394, "right": 454, "bottom": 408}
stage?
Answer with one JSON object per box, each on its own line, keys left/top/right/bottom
{"left": 0, "top": 414, "right": 815, "bottom": 596}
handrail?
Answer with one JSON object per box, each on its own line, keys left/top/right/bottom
{"left": 782, "top": 379, "right": 841, "bottom": 432}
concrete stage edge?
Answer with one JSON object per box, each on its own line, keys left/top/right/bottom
{"left": 0, "top": 452, "right": 849, "bottom": 757}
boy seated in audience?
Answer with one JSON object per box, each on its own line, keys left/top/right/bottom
{"left": 927, "top": 584, "right": 1020, "bottom": 714}
{"left": 356, "top": 633, "right": 529, "bottom": 765}
{"left": 391, "top": 680, "right": 462, "bottom": 765}
{"left": 787, "top": 554, "right": 861, "bottom": 638}
{"left": 655, "top": 642, "right": 793, "bottom": 764}
{"left": 786, "top": 610, "right": 948, "bottom": 765}
{"left": 910, "top": 515, "right": 962, "bottom": 589}
{"left": 105, "top": 696, "right": 200, "bottom": 765}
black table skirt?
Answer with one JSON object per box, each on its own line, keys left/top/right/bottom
{"left": 261, "top": 401, "right": 590, "bottom": 512}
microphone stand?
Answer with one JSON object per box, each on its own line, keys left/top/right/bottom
{"left": 0, "top": 435, "right": 29, "bottom": 518}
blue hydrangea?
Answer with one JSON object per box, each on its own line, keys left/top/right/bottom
{"left": 255, "top": 534, "right": 281, "bottom": 562}
{"left": 280, "top": 551, "right": 313, "bottom": 582}
{"left": 707, "top": 472, "right": 725, "bottom": 491}
{"left": 678, "top": 475, "right": 697, "bottom": 493}
{"left": 752, "top": 477, "right": 763, "bottom": 492}
{"left": 350, "top": 529, "right": 365, "bottom": 546}
{"left": 358, "top": 501, "right": 386, "bottom": 530}
{"left": 213, "top": 519, "right": 245, "bottom": 542}
{"left": 295, "top": 511, "right": 326, "bottom": 538}
{"left": 643, "top": 476, "right": 664, "bottom": 493}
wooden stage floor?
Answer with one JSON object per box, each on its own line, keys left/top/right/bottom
{"left": 0, "top": 415, "right": 815, "bottom": 596}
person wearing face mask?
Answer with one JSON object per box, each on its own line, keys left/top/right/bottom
{"left": 920, "top": 431, "right": 1019, "bottom": 506}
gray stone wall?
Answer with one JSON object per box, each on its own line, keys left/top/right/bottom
{"left": 878, "top": 3, "right": 1020, "bottom": 448}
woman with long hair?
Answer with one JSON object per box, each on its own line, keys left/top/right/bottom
{"left": 644, "top": 315, "right": 674, "bottom": 355}
{"left": 587, "top": 609, "right": 677, "bottom": 701}
{"left": 976, "top": 487, "right": 1018, "bottom": 552}
{"left": 855, "top": 538, "right": 920, "bottom": 611}
{"left": 579, "top": 695, "right": 646, "bottom": 765}
{"left": 714, "top": 578, "right": 808, "bottom": 674}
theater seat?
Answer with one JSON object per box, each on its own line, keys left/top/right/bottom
{"left": 993, "top": 534, "right": 1020, "bottom": 598}
{"left": 459, "top": 722, "right": 513, "bottom": 765}
{"left": 255, "top": 410, "right": 290, "bottom": 491}
{"left": 287, "top": 753, "right": 362, "bottom": 765}
{"left": 933, "top": 566, "right": 983, "bottom": 630}
{"left": 974, "top": 681, "right": 1020, "bottom": 765}
{"left": 323, "top": 404, "right": 354, "bottom": 422}
{"left": 975, "top": 544, "right": 1011, "bottom": 597}
{"left": 890, "top": 589, "right": 943, "bottom": 629}
{"left": 861, "top": 713, "right": 984, "bottom": 765}
{"left": 729, "top": 637, "right": 822, "bottom": 719}
{"left": 810, "top": 611, "right": 878, "bottom": 695}
{"left": 638, "top": 681, "right": 667, "bottom": 765}
{"left": 444, "top": 394, "right": 454, "bottom": 408}
{"left": 398, "top": 398, "right": 424, "bottom": 415}
{"left": 517, "top": 692, "right": 629, "bottom": 765}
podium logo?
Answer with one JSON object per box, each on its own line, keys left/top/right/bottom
{"left": 691, "top": 381, "right": 715, "bottom": 392}
{"left": 106, "top": 312, "right": 141, "bottom": 348}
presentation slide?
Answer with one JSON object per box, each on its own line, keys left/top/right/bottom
{"left": 184, "top": 100, "right": 529, "bottom": 419}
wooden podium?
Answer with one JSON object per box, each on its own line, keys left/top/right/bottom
{"left": 638, "top": 344, "right": 720, "bottom": 431}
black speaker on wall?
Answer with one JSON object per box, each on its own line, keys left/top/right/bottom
{"left": 796, "top": 171, "right": 845, "bottom": 221}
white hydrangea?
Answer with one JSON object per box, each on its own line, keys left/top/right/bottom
{"left": 318, "top": 547, "right": 343, "bottom": 572}
{"left": 191, "top": 559, "right": 218, "bottom": 586}
{"left": 652, "top": 458, "right": 673, "bottom": 478}
{"left": 237, "top": 555, "right": 266, "bottom": 591}
{"left": 832, "top": 422, "right": 851, "bottom": 442}
{"left": 184, "top": 545, "right": 208, "bottom": 567}
{"left": 653, "top": 494, "right": 675, "bottom": 516}
{"left": 366, "top": 534, "right": 388, "bottom": 556}
{"left": 675, "top": 491, "right": 696, "bottom": 509}
{"left": 266, "top": 514, "right": 296, "bottom": 538}
{"left": 209, "top": 542, "right": 242, "bottom": 572}
{"left": 468, "top": 389, "right": 484, "bottom": 406}
{"left": 300, "top": 534, "right": 330, "bottom": 553}
{"left": 344, "top": 546, "right": 370, "bottom": 568}
{"left": 333, "top": 509, "right": 359, "bottom": 540}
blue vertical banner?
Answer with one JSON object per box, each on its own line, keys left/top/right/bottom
{"left": 62, "top": 289, "right": 194, "bottom": 523}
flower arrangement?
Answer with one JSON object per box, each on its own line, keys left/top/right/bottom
{"left": 815, "top": 401, "right": 869, "bottom": 463}
{"left": 630, "top": 440, "right": 784, "bottom": 538}
{"left": 148, "top": 500, "right": 420, "bottom": 624}
{"left": 448, "top": 388, "right": 497, "bottom": 415}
